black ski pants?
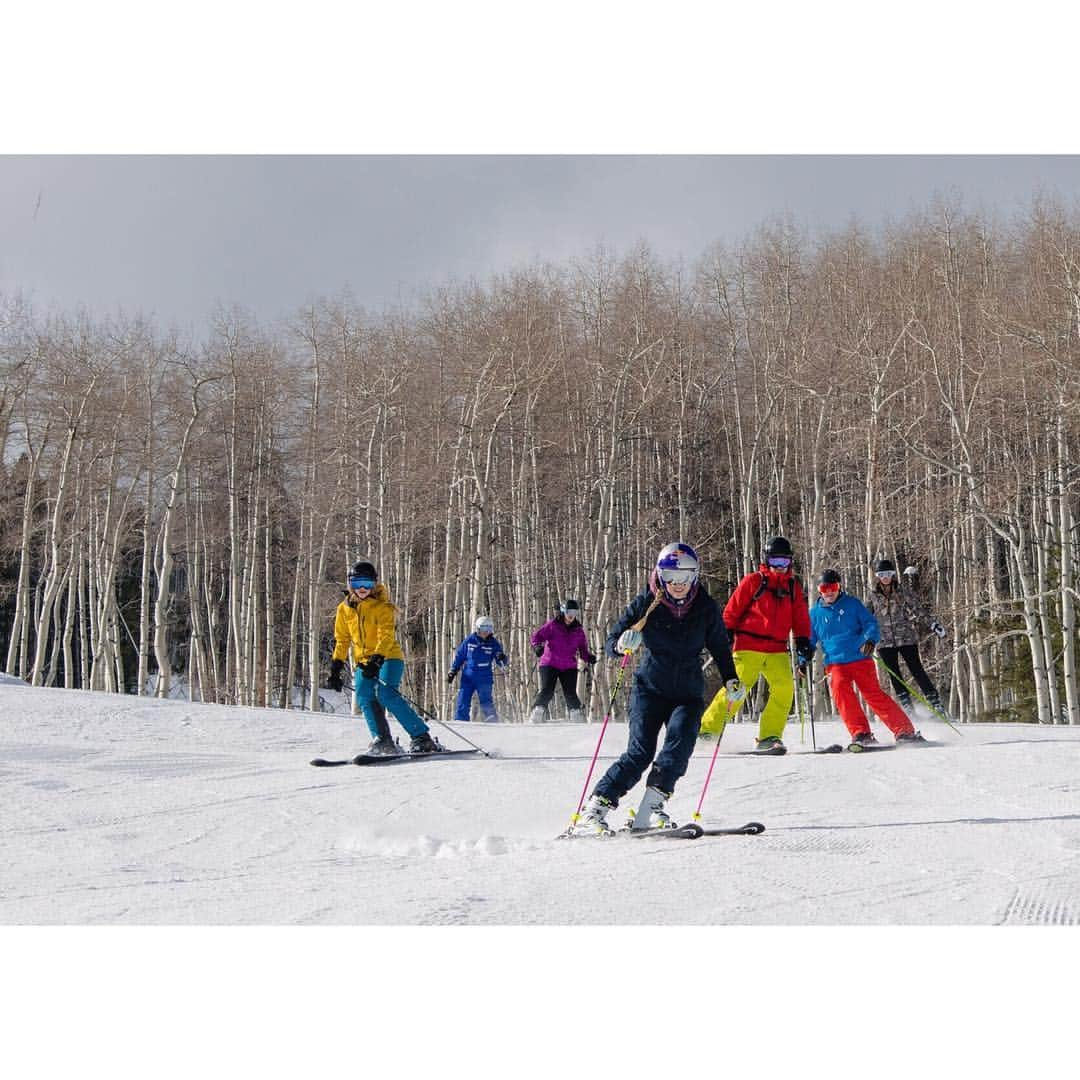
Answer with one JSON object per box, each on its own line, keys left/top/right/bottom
{"left": 531, "top": 665, "right": 582, "bottom": 712}
{"left": 877, "top": 644, "right": 941, "bottom": 707}
{"left": 594, "top": 684, "right": 703, "bottom": 804}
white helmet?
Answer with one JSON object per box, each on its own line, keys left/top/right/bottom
{"left": 474, "top": 615, "right": 495, "bottom": 634}
{"left": 656, "top": 541, "right": 700, "bottom": 586}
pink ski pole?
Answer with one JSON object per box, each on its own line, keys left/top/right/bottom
{"left": 562, "top": 651, "right": 632, "bottom": 836}
{"left": 691, "top": 691, "right": 740, "bottom": 822}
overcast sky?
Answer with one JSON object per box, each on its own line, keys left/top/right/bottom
{"left": 3, "top": 155, "right": 1079, "bottom": 336}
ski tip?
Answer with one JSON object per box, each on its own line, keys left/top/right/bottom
{"left": 744, "top": 822, "right": 766, "bottom": 834}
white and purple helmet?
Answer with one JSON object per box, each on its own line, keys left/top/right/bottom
{"left": 656, "top": 542, "right": 700, "bottom": 588}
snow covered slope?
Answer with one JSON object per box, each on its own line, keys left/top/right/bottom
{"left": 2, "top": 681, "right": 1079, "bottom": 925}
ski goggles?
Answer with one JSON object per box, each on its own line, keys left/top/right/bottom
{"left": 817, "top": 582, "right": 840, "bottom": 597}
{"left": 875, "top": 570, "right": 897, "bottom": 581}
{"left": 348, "top": 575, "right": 376, "bottom": 591}
{"left": 766, "top": 556, "right": 793, "bottom": 570}
{"left": 659, "top": 568, "right": 697, "bottom": 585}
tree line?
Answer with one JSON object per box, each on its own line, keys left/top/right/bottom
{"left": 2, "top": 199, "right": 1078, "bottom": 725}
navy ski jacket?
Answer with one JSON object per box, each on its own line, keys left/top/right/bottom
{"left": 605, "top": 584, "right": 737, "bottom": 701}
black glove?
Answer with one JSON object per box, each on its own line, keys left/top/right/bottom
{"left": 447, "top": 669, "right": 457, "bottom": 683}
{"left": 859, "top": 641, "right": 876, "bottom": 657}
{"left": 586, "top": 652, "right": 597, "bottom": 665}
{"left": 533, "top": 644, "right": 545, "bottom": 658}
{"left": 495, "top": 653, "right": 507, "bottom": 665}
{"left": 328, "top": 659, "right": 344, "bottom": 693}
{"left": 361, "top": 653, "right": 384, "bottom": 679}
{"left": 794, "top": 637, "right": 812, "bottom": 674}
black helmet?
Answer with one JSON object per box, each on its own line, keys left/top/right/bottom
{"left": 560, "top": 598, "right": 581, "bottom": 620}
{"left": 764, "top": 536, "right": 793, "bottom": 558}
{"left": 873, "top": 558, "right": 896, "bottom": 574}
{"left": 348, "top": 561, "right": 377, "bottom": 588}
{"left": 818, "top": 568, "right": 842, "bottom": 587}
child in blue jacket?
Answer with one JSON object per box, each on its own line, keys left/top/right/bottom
{"left": 448, "top": 616, "right": 509, "bottom": 722}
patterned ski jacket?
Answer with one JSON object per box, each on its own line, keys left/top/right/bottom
{"left": 866, "top": 583, "right": 935, "bottom": 648}
{"left": 605, "top": 583, "right": 737, "bottom": 702}
{"left": 723, "top": 565, "right": 812, "bottom": 654}
{"left": 450, "top": 633, "right": 509, "bottom": 681}
{"left": 531, "top": 617, "right": 592, "bottom": 671}
{"left": 809, "top": 591, "right": 880, "bottom": 667}
{"left": 331, "top": 584, "right": 405, "bottom": 665}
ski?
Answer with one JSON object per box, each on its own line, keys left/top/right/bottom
{"left": 558, "top": 822, "right": 703, "bottom": 840}
{"left": 843, "top": 742, "right": 895, "bottom": 754}
{"left": 738, "top": 745, "right": 787, "bottom": 756}
{"left": 310, "top": 749, "right": 481, "bottom": 767}
{"left": 699, "top": 821, "right": 766, "bottom": 836}
{"left": 624, "top": 823, "right": 704, "bottom": 840}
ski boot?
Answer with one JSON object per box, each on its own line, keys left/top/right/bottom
{"left": 409, "top": 732, "right": 441, "bottom": 755}
{"left": 366, "top": 735, "right": 400, "bottom": 757}
{"left": 568, "top": 709, "right": 585, "bottom": 723}
{"left": 850, "top": 731, "right": 878, "bottom": 747}
{"left": 895, "top": 730, "right": 928, "bottom": 746}
{"left": 527, "top": 706, "right": 548, "bottom": 724}
{"left": 627, "top": 786, "right": 675, "bottom": 831}
{"left": 574, "top": 794, "right": 615, "bottom": 837}
{"left": 753, "top": 735, "right": 786, "bottom": 754}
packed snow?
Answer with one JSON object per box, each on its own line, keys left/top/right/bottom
{"left": 3, "top": 680, "right": 1079, "bottom": 926}
{"left": 3, "top": 679, "right": 1078, "bottom": 1079}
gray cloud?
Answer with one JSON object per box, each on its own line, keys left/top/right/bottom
{"left": 2, "top": 155, "right": 1079, "bottom": 334}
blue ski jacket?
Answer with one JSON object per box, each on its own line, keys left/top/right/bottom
{"left": 450, "top": 633, "right": 508, "bottom": 682}
{"left": 605, "top": 584, "right": 736, "bottom": 702}
{"left": 809, "top": 592, "right": 880, "bottom": 666}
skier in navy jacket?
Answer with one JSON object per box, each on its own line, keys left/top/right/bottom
{"left": 448, "top": 616, "right": 509, "bottom": 722}
{"left": 573, "top": 542, "right": 743, "bottom": 835}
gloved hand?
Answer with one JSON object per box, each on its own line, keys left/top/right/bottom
{"left": 328, "top": 659, "right": 345, "bottom": 693}
{"left": 532, "top": 644, "right": 545, "bottom": 658}
{"left": 617, "top": 629, "right": 643, "bottom": 654}
{"left": 361, "top": 653, "right": 384, "bottom": 679}
{"left": 860, "top": 641, "right": 876, "bottom": 657}
{"left": 726, "top": 679, "right": 747, "bottom": 704}
{"left": 930, "top": 621, "right": 947, "bottom": 639}
{"left": 795, "top": 637, "right": 812, "bottom": 673}
{"left": 586, "top": 653, "right": 597, "bottom": 666}
{"left": 447, "top": 669, "right": 457, "bottom": 683}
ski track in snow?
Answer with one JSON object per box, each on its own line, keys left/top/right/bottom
{"left": 2, "top": 683, "right": 1080, "bottom": 924}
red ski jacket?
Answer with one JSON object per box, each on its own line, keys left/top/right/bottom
{"left": 723, "top": 565, "right": 812, "bottom": 654}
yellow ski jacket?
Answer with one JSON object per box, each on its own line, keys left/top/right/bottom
{"left": 331, "top": 584, "right": 405, "bottom": 665}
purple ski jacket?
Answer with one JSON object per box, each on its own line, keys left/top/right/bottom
{"left": 531, "top": 617, "right": 592, "bottom": 671}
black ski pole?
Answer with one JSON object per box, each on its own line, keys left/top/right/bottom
{"left": 373, "top": 674, "right": 494, "bottom": 756}
{"left": 804, "top": 658, "right": 816, "bottom": 750}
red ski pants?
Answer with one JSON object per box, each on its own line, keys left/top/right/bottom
{"left": 826, "top": 658, "right": 915, "bottom": 738}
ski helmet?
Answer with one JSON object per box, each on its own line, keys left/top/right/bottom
{"left": 903, "top": 565, "right": 918, "bottom": 578}
{"left": 348, "top": 561, "right": 377, "bottom": 590}
{"left": 818, "top": 568, "right": 842, "bottom": 588}
{"left": 559, "top": 599, "right": 581, "bottom": 621}
{"left": 474, "top": 615, "right": 495, "bottom": 634}
{"left": 873, "top": 558, "right": 896, "bottom": 574}
{"left": 763, "top": 536, "right": 794, "bottom": 559}
{"left": 656, "top": 542, "right": 700, "bottom": 587}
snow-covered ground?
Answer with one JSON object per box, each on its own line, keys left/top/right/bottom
{"left": 3, "top": 680, "right": 1077, "bottom": 1077}
{"left": 3, "top": 680, "right": 1079, "bottom": 926}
